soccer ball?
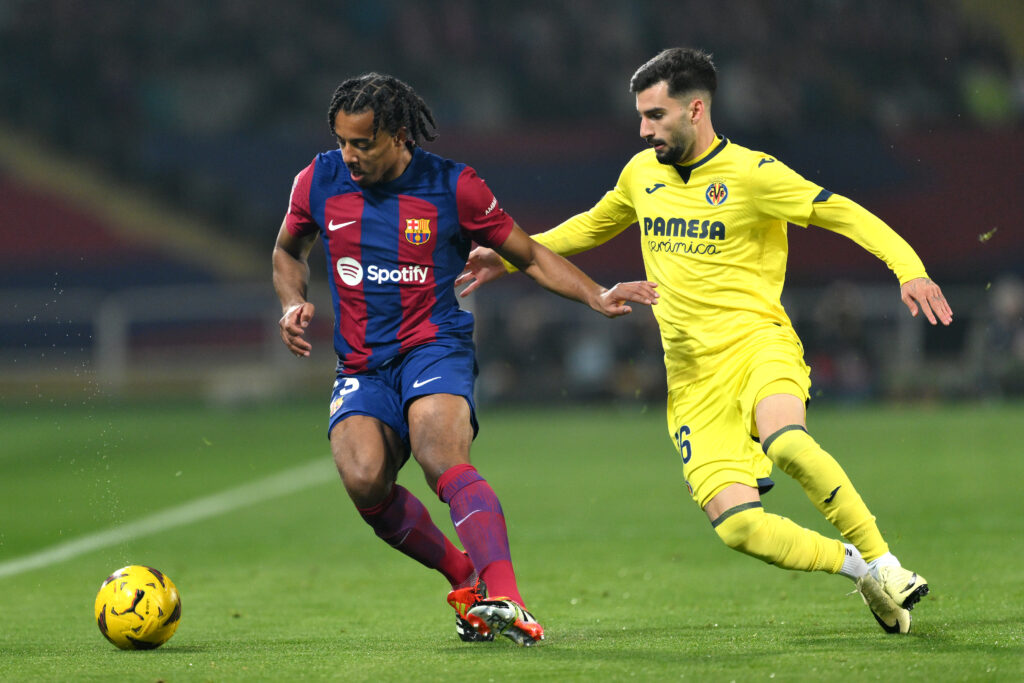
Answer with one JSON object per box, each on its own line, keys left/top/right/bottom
{"left": 94, "top": 565, "right": 182, "bottom": 650}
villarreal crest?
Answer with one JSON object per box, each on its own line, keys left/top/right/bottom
{"left": 405, "top": 218, "right": 431, "bottom": 245}
{"left": 705, "top": 181, "right": 728, "bottom": 206}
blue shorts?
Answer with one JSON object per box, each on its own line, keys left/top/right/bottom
{"left": 327, "top": 341, "right": 480, "bottom": 451}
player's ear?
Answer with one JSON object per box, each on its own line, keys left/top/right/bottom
{"left": 690, "top": 97, "right": 706, "bottom": 124}
{"left": 393, "top": 126, "right": 409, "bottom": 146}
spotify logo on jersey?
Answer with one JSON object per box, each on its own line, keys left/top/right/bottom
{"left": 336, "top": 257, "right": 429, "bottom": 287}
{"left": 336, "top": 257, "right": 364, "bottom": 286}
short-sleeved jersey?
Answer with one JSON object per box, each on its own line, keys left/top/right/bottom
{"left": 533, "top": 137, "right": 926, "bottom": 388}
{"left": 286, "top": 145, "right": 514, "bottom": 373}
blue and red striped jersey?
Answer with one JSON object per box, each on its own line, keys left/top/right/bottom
{"left": 285, "top": 146, "right": 514, "bottom": 373}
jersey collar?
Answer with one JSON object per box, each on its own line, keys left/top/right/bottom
{"left": 673, "top": 136, "right": 728, "bottom": 184}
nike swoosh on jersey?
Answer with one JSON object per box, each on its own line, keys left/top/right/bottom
{"left": 645, "top": 183, "right": 666, "bottom": 194}
{"left": 758, "top": 157, "right": 776, "bottom": 167}
{"left": 328, "top": 219, "right": 356, "bottom": 231}
{"left": 412, "top": 376, "right": 442, "bottom": 388}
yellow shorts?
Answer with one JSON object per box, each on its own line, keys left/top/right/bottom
{"left": 666, "top": 330, "right": 811, "bottom": 509}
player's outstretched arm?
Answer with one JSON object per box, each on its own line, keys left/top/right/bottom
{"left": 807, "top": 198, "right": 952, "bottom": 327}
{"left": 491, "top": 223, "right": 657, "bottom": 318}
{"left": 900, "top": 277, "right": 953, "bottom": 326}
{"left": 456, "top": 246, "right": 506, "bottom": 297}
{"left": 272, "top": 220, "right": 318, "bottom": 357}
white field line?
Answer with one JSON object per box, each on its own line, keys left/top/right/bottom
{"left": 0, "top": 458, "right": 334, "bottom": 579}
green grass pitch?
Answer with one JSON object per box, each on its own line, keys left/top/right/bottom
{"left": 1, "top": 400, "right": 1021, "bottom": 681}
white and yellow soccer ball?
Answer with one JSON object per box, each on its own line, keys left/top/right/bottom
{"left": 94, "top": 565, "right": 182, "bottom": 650}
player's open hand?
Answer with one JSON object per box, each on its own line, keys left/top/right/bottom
{"left": 901, "top": 277, "right": 952, "bottom": 326}
{"left": 595, "top": 281, "right": 659, "bottom": 318}
{"left": 456, "top": 247, "right": 507, "bottom": 297}
{"left": 279, "top": 302, "right": 315, "bottom": 357}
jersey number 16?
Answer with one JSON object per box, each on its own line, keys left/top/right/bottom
{"left": 674, "top": 425, "right": 692, "bottom": 464}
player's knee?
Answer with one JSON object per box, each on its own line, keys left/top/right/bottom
{"left": 337, "top": 458, "right": 392, "bottom": 507}
{"left": 712, "top": 504, "right": 767, "bottom": 553}
{"left": 762, "top": 425, "right": 819, "bottom": 474}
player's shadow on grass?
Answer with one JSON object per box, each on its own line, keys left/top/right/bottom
{"left": 790, "top": 616, "right": 1023, "bottom": 655}
{"left": 156, "top": 645, "right": 213, "bottom": 653}
{"left": 439, "top": 615, "right": 1023, "bottom": 659}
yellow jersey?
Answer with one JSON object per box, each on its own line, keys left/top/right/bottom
{"left": 528, "top": 136, "right": 929, "bottom": 388}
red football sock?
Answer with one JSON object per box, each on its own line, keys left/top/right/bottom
{"left": 437, "top": 464, "right": 524, "bottom": 605}
{"left": 358, "top": 484, "right": 473, "bottom": 587}
{"left": 480, "top": 560, "right": 522, "bottom": 605}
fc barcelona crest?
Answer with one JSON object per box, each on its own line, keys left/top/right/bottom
{"left": 705, "top": 181, "right": 728, "bottom": 206}
{"left": 405, "top": 218, "right": 431, "bottom": 245}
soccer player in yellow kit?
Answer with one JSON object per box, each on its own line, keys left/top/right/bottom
{"left": 458, "top": 48, "right": 953, "bottom": 634}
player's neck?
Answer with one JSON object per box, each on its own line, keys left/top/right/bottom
{"left": 682, "top": 127, "right": 718, "bottom": 166}
{"left": 382, "top": 146, "right": 415, "bottom": 183}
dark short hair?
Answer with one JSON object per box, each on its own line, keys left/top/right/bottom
{"left": 629, "top": 48, "right": 717, "bottom": 101}
{"left": 327, "top": 72, "right": 438, "bottom": 145}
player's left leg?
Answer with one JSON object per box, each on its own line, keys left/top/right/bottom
{"left": 408, "top": 393, "right": 543, "bottom": 645}
{"left": 409, "top": 393, "right": 522, "bottom": 604}
{"left": 330, "top": 415, "right": 475, "bottom": 589}
{"left": 756, "top": 390, "right": 929, "bottom": 611}
{"left": 671, "top": 373, "right": 863, "bottom": 578}
{"left": 756, "top": 391, "right": 888, "bottom": 562}
{"left": 328, "top": 369, "right": 476, "bottom": 593}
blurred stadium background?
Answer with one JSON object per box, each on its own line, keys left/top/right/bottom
{"left": 1, "top": 0, "right": 1022, "bottom": 408}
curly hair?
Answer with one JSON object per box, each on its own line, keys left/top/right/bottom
{"left": 327, "top": 72, "right": 438, "bottom": 146}
{"left": 629, "top": 48, "right": 717, "bottom": 100}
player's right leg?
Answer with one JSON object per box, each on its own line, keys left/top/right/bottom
{"left": 704, "top": 484, "right": 912, "bottom": 633}
{"left": 669, "top": 376, "right": 850, "bottom": 575}
{"left": 670, "top": 375, "right": 912, "bottom": 633}
{"left": 704, "top": 484, "right": 848, "bottom": 574}
{"left": 447, "top": 573, "right": 493, "bottom": 642}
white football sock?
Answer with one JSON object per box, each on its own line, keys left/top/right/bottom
{"left": 839, "top": 543, "right": 869, "bottom": 581}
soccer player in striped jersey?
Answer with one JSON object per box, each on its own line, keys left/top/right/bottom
{"left": 458, "top": 49, "right": 952, "bottom": 634}
{"left": 272, "top": 72, "right": 657, "bottom": 646}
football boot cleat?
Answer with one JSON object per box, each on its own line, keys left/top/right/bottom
{"left": 856, "top": 573, "right": 911, "bottom": 634}
{"left": 876, "top": 565, "right": 929, "bottom": 610}
{"left": 466, "top": 598, "right": 545, "bottom": 646}
{"left": 447, "top": 578, "right": 493, "bottom": 642}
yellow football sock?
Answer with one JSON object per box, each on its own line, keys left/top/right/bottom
{"left": 763, "top": 426, "right": 889, "bottom": 562}
{"left": 712, "top": 502, "right": 844, "bottom": 573}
